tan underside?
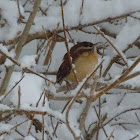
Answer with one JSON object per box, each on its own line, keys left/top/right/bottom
{"left": 66, "top": 52, "right": 98, "bottom": 82}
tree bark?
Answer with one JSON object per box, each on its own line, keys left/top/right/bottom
{"left": 0, "top": 0, "right": 42, "bottom": 96}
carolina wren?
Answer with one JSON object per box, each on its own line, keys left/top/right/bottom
{"left": 56, "top": 42, "right": 98, "bottom": 84}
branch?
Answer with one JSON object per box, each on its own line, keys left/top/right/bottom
{"left": 93, "top": 25, "right": 128, "bottom": 66}
{"left": 59, "top": 10, "right": 140, "bottom": 32}
{"left": 65, "top": 60, "right": 104, "bottom": 139}
{"left": 79, "top": 77, "right": 98, "bottom": 131}
{"left": 0, "top": 49, "right": 55, "bottom": 84}
{"left": 46, "top": 92, "right": 87, "bottom": 101}
{"left": 104, "top": 106, "right": 140, "bottom": 126}
{"left": 60, "top": 0, "right": 78, "bottom": 84}
{"left": 0, "top": 0, "right": 43, "bottom": 96}
{"left": 57, "top": 70, "right": 140, "bottom": 93}
{"left": 1, "top": 31, "right": 65, "bottom": 46}
{"left": 94, "top": 57, "right": 140, "bottom": 101}
{"left": 1, "top": 10, "right": 140, "bottom": 47}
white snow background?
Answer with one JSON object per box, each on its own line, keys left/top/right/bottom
{"left": 0, "top": 0, "right": 140, "bottom": 140}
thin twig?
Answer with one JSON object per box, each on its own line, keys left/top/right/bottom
{"left": 53, "top": 100, "right": 71, "bottom": 136}
{"left": 102, "top": 56, "right": 118, "bottom": 78}
{"left": 0, "top": 76, "right": 24, "bottom": 102}
{"left": 86, "top": 114, "right": 107, "bottom": 140}
{"left": 66, "top": 30, "right": 75, "bottom": 45}
{"left": 18, "top": 86, "right": 21, "bottom": 109}
{"left": 42, "top": 115, "right": 45, "bottom": 140}
{"left": 60, "top": 0, "right": 78, "bottom": 84}
{"left": 28, "top": 89, "right": 45, "bottom": 134}
{"left": 36, "top": 23, "right": 59, "bottom": 61}
{"left": 36, "top": 89, "right": 45, "bottom": 107}
{"left": 46, "top": 92, "right": 88, "bottom": 101}
{"left": 99, "top": 45, "right": 105, "bottom": 77}
{"left": 107, "top": 129, "right": 115, "bottom": 140}
{"left": 104, "top": 106, "right": 140, "bottom": 126}
{"left": 27, "top": 69, "right": 55, "bottom": 84}
{"left": 0, "top": 119, "right": 28, "bottom": 136}
{"left": 80, "top": 0, "right": 84, "bottom": 15}
{"left": 17, "top": 0, "right": 24, "bottom": 23}
{"left": 94, "top": 106, "right": 108, "bottom": 138}
{"left": 135, "top": 112, "right": 140, "bottom": 123}
{"left": 93, "top": 25, "right": 128, "bottom": 66}
{"left": 129, "top": 134, "right": 139, "bottom": 140}
{"left": 0, "top": 49, "right": 55, "bottom": 84}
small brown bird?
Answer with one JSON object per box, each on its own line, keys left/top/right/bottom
{"left": 56, "top": 42, "right": 99, "bottom": 84}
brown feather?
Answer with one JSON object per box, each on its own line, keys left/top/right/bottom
{"left": 56, "top": 42, "right": 97, "bottom": 83}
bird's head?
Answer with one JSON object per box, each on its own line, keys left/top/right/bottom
{"left": 69, "top": 42, "right": 102, "bottom": 60}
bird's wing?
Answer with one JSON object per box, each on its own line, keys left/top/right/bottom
{"left": 56, "top": 59, "right": 71, "bottom": 83}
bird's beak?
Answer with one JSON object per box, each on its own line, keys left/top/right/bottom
{"left": 94, "top": 42, "right": 104, "bottom": 48}
{"left": 94, "top": 42, "right": 106, "bottom": 51}
{"left": 92, "top": 42, "right": 103, "bottom": 52}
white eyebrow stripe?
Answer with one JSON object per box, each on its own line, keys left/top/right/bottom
{"left": 75, "top": 46, "right": 93, "bottom": 53}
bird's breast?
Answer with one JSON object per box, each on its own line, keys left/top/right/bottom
{"left": 66, "top": 52, "right": 98, "bottom": 82}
